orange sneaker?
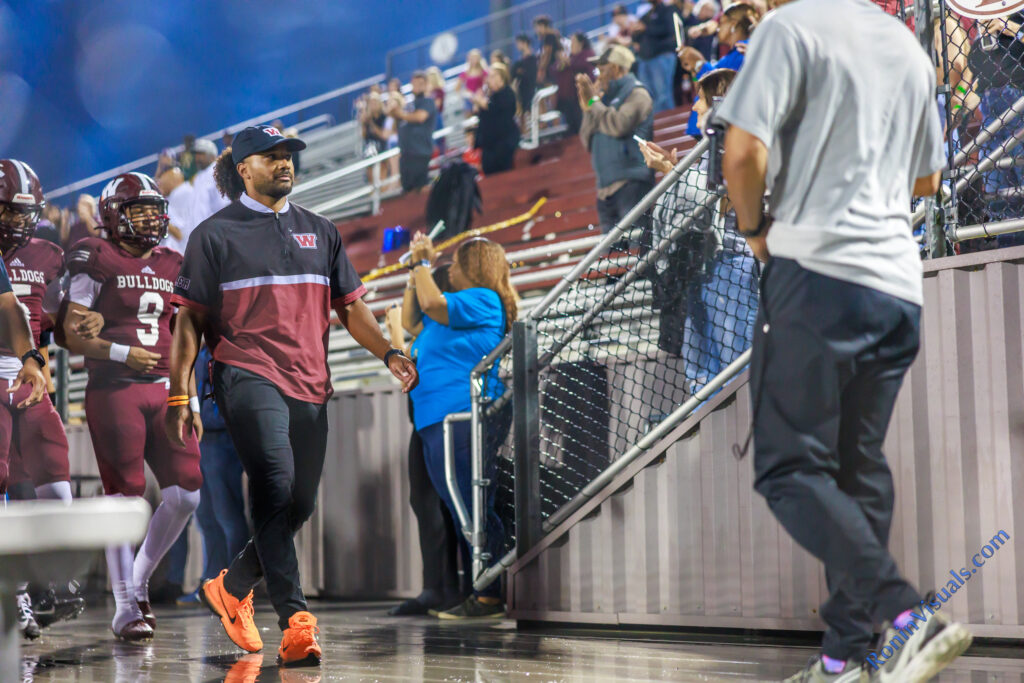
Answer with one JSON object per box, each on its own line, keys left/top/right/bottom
{"left": 223, "top": 653, "right": 264, "bottom": 683}
{"left": 277, "top": 611, "right": 321, "bottom": 667}
{"left": 200, "top": 569, "right": 263, "bottom": 653}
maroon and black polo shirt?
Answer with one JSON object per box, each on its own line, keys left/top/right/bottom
{"left": 171, "top": 194, "right": 366, "bottom": 404}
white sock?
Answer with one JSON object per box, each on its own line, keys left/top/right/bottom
{"left": 107, "top": 543, "right": 142, "bottom": 633}
{"left": 35, "top": 481, "right": 73, "bottom": 504}
{"left": 132, "top": 486, "right": 200, "bottom": 602}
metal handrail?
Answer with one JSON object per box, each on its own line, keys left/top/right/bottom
{"left": 46, "top": 73, "right": 385, "bottom": 201}
{"left": 473, "top": 348, "right": 753, "bottom": 593}
{"left": 466, "top": 138, "right": 713, "bottom": 591}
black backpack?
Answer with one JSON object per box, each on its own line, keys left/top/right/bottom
{"left": 426, "top": 161, "right": 482, "bottom": 242}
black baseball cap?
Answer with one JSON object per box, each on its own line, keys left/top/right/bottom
{"left": 231, "top": 124, "right": 306, "bottom": 164}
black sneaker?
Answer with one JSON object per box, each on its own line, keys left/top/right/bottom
{"left": 436, "top": 596, "right": 505, "bottom": 620}
{"left": 33, "top": 590, "right": 86, "bottom": 629}
{"left": 868, "top": 598, "right": 972, "bottom": 682}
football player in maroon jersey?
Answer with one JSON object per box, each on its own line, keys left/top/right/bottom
{"left": 0, "top": 158, "right": 63, "bottom": 640}
{"left": 0, "top": 160, "right": 73, "bottom": 506}
{"left": 62, "top": 172, "right": 203, "bottom": 642}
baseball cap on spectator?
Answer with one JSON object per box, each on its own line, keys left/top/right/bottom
{"left": 411, "top": 70, "right": 427, "bottom": 80}
{"left": 588, "top": 45, "right": 636, "bottom": 70}
{"left": 193, "top": 139, "right": 218, "bottom": 156}
{"left": 231, "top": 124, "right": 307, "bottom": 164}
{"left": 612, "top": 4, "right": 628, "bottom": 16}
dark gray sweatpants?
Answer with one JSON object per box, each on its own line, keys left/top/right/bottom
{"left": 750, "top": 258, "right": 923, "bottom": 662}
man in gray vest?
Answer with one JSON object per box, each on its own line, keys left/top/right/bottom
{"left": 717, "top": 1, "right": 971, "bottom": 681}
{"left": 577, "top": 45, "right": 655, "bottom": 233}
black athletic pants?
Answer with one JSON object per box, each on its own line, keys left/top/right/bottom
{"left": 750, "top": 258, "right": 923, "bottom": 662}
{"left": 213, "top": 363, "right": 328, "bottom": 630}
{"left": 407, "top": 429, "right": 465, "bottom": 598}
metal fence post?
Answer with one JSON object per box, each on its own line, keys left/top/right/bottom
{"left": 54, "top": 348, "right": 69, "bottom": 423}
{"left": 512, "top": 320, "right": 542, "bottom": 554}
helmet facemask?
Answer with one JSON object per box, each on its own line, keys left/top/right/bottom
{"left": 113, "top": 197, "right": 168, "bottom": 249}
{"left": 0, "top": 201, "right": 42, "bottom": 252}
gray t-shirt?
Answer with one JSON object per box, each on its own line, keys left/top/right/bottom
{"left": 715, "top": 0, "right": 945, "bottom": 305}
{"left": 397, "top": 94, "right": 438, "bottom": 158}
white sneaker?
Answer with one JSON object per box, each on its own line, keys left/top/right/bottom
{"left": 15, "top": 591, "right": 40, "bottom": 640}
{"left": 868, "top": 607, "right": 972, "bottom": 682}
{"left": 784, "top": 656, "right": 865, "bottom": 683}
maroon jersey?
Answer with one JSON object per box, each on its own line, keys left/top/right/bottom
{"left": 1, "top": 238, "right": 63, "bottom": 352}
{"left": 66, "top": 237, "right": 181, "bottom": 381}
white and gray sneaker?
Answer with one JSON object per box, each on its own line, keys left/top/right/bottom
{"left": 868, "top": 608, "right": 972, "bottom": 682}
{"left": 15, "top": 590, "right": 40, "bottom": 640}
{"left": 783, "top": 656, "right": 865, "bottom": 683}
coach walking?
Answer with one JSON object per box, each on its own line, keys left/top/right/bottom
{"left": 166, "top": 124, "right": 417, "bottom": 667}
{"left": 717, "top": 1, "right": 970, "bottom": 682}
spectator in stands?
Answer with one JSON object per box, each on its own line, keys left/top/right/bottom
{"left": 969, "top": 14, "right": 1024, "bottom": 245}
{"left": 473, "top": 63, "right": 520, "bottom": 175}
{"left": 685, "top": 0, "right": 721, "bottom": 61}
{"left": 604, "top": 4, "right": 636, "bottom": 50}
{"left": 360, "top": 92, "right": 392, "bottom": 185}
{"left": 577, "top": 45, "right": 655, "bottom": 233}
{"left": 679, "top": 2, "right": 756, "bottom": 137}
{"left": 155, "top": 148, "right": 177, "bottom": 179}
{"left": 426, "top": 67, "right": 447, "bottom": 149}
{"left": 189, "top": 139, "right": 230, "bottom": 225}
{"left": 64, "top": 194, "right": 100, "bottom": 248}
{"left": 388, "top": 77, "right": 402, "bottom": 95}
{"left": 179, "top": 134, "right": 198, "bottom": 181}
{"left": 404, "top": 234, "right": 517, "bottom": 619}
{"left": 36, "top": 204, "right": 67, "bottom": 247}
{"left": 553, "top": 33, "right": 597, "bottom": 135}
{"left": 534, "top": 15, "right": 562, "bottom": 85}
{"left": 221, "top": 130, "right": 233, "bottom": 150}
{"left": 490, "top": 50, "right": 511, "bottom": 70}
{"left": 385, "top": 265, "right": 466, "bottom": 616}
{"left": 388, "top": 71, "right": 438, "bottom": 194}
{"left": 634, "top": 0, "right": 679, "bottom": 113}
{"left": 156, "top": 166, "right": 196, "bottom": 254}
{"left": 639, "top": 68, "right": 757, "bottom": 381}
{"left": 512, "top": 33, "right": 539, "bottom": 127}
{"left": 456, "top": 49, "right": 488, "bottom": 114}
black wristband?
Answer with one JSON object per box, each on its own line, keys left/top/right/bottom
{"left": 739, "top": 213, "right": 772, "bottom": 238}
{"left": 384, "top": 348, "right": 407, "bottom": 368}
{"left": 20, "top": 348, "right": 45, "bottom": 369}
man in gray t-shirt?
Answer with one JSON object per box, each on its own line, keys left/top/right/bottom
{"left": 390, "top": 71, "right": 438, "bottom": 193}
{"left": 716, "top": 1, "right": 971, "bottom": 681}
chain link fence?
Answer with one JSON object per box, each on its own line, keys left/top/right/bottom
{"left": 462, "top": 1, "right": 1024, "bottom": 592}
{"left": 469, "top": 140, "right": 760, "bottom": 588}
{"left": 874, "top": 0, "right": 1024, "bottom": 250}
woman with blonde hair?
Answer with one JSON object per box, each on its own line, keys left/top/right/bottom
{"left": 472, "top": 63, "right": 520, "bottom": 174}
{"left": 403, "top": 234, "right": 517, "bottom": 619}
{"left": 426, "top": 66, "right": 448, "bottom": 154}
{"left": 456, "top": 48, "right": 489, "bottom": 113}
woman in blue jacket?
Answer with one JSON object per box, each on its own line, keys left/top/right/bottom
{"left": 402, "top": 235, "right": 517, "bottom": 619}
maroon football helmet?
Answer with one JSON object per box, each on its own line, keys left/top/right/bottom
{"left": 99, "top": 172, "right": 168, "bottom": 249}
{"left": 0, "top": 159, "right": 45, "bottom": 250}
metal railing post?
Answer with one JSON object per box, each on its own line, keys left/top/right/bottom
{"left": 442, "top": 412, "right": 473, "bottom": 541}
{"left": 371, "top": 159, "right": 381, "bottom": 215}
{"left": 54, "top": 348, "right": 70, "bottom": 423}
{"left": 511, "top": 320, "right": 542, "bottom": 554}
{"left": 469, "top": 377, "right": 488, "bottom": 581}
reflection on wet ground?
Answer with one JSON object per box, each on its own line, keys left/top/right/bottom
{"left": 18, "top": 600, "right": 1024, "bottom": 681}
